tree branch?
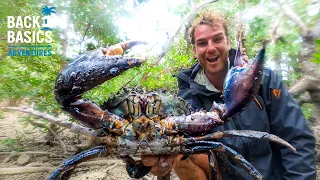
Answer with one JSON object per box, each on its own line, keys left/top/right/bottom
{"left": 0, "top": 107, "right": 98, "bottom": 137}
{"left": 289, "top": 77, "right": 310, "bottom": 96}
{"left": 28, "top": 121, "right": 68, "bottom": 154}
{"left": 272, "top": 0, "right": 309, "bottom": 36}
{"left": 235, "top": 12, "right": 246, "bottom": 51}
{"left": 297, "top": 93, "right": 312, "bottom": 105}
{"left": 0, "top": 167, "right": 55, "bottom": 175}
{"left": 270, "top": 18, "right": 281, "bottom": 43}
{"left": 0, "top": 151, "right": 59, "bottom": 156}
{"left": 1, "top": 151, "right": 60, "bottom": 165}
{"left": 312, "top": 15, "right": 320, "bottom": 38}
{"left": 289, "top": 76, "right": 318, "bottom": 96}
{"left": 79, "top": 23, "right": 92, "bottom": 54}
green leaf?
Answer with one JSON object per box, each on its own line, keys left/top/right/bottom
{"left": 310, "top": 59, "right": 320, "bottom": 64}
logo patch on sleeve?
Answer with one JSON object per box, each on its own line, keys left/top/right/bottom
{"left": 272, "top": 89, "right": 281, "bottom": 99}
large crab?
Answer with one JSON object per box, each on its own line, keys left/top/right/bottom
{"left": 49, "top": 41, "right": 296, "bottom": 180}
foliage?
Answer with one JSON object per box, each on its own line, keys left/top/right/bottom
{"left": 301, "top": 103, "right": 314, "bottom": 121}
{"left": 0, "top": 0, "right": 128, "bottom": 115}
{"left": 311, "top": 39, "right": 320, "bottom": 64}
{"left": 0, "top": 138, "right": 17, "bottom": 148}
{"left": 245, "top": 17, "right": 269, "bottom": 57}
{"left": 0, "top": 138, "right": 24, "bottom": 151}
{"left": 141, "top": 33, "right": 195, "bottom": 91}
{"left": 59, "top": 0, "right": 125, "bottom": 46}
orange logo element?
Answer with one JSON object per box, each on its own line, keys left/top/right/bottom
{"left": 272, "top": 89, "right": 281, "bottom": 99}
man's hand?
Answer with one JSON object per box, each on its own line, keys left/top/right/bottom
{"left": 241, "top": 48, "right": 249, "bottom": 63}
{"left": 102, "top": 40, "right": 148, "bottom": 56}
{"left": 103, "top": 43, "right": 124, "bottom": 56}
{"left": 141, "top": 154, "right": 222, "bottom": 180}
{"left": 141, "top": 155, "right": 179, "bottom": 177}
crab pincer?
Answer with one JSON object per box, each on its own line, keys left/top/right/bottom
{"left": 55, "top": 48, "right": 147, "bottom": 106}
{"left": 54, "top": 48, "right": 146, "bottom": 129}
{"left": 219, "top": 41, "right": 266, "bottom": 120}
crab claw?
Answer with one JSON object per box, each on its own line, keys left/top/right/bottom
{"left": 220, "top": 42, "right": 266, "bottom": 120}
{"left": 122, "top": 155, "right": 152, "bottom": 179}
{"left": 54, "top": 48, "right": 147, "bottom": 106}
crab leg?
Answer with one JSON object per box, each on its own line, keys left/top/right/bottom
{"left": 208, "top": 150, "right": 219, "bottom": 180}
{"left": 185, "top": 130, "right": 296, "bottom": 152}
{"left": 48, "top": 146, "right": 107, "bottom": 180}
{"left": 185, "top": 141, "right": 263, "bottom": 180}
{"left": 162, "top": 110, "right": 224, "bottom": 135}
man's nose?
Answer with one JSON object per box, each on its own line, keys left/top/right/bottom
{"left": 207, "top": 40, "right": 216, "bottom": 52}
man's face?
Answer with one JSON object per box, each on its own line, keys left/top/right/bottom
{"left": 192, "top": 24, "right": 230, "bottom": 75}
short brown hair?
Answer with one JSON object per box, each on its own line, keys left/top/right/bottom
{"left": 189, "top": 12, "right": 228, "bottom": 45}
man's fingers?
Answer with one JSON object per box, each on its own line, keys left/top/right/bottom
{"left": 243, "top": 55, "right": 249, "bottom": 62}
{"left": 158, "top": 155, "right": 175, "bottom": 169}
{"left": 141, "top": 155, "right": 177, "bottom": 177}
{"left": 150, "top": 166, "right": 170, "bottom": 177}
{"left": 241, "top": 48, "right": 247, "bottom": 56}
{"left": 240, "top": 48, "right": 249, "bottom": 62}
{"left": 150, "top": 155, "right": 175, "bottom": 177}
{"left": 172, "top": 155, "right": 183, "bottom": 168}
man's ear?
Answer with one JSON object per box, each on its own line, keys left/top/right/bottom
{"left": 192, "top": 46, "right": 196, "bottom": 58}
{"left": 227, "top": 38, "right": 231, "bottom": 49}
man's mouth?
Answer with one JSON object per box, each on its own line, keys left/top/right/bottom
{"left": 207, "top": 56, "right": 219, "bottom": 63}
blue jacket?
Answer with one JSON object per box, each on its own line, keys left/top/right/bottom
{"left": 177, "top": 49, "right": 316, "bottom": 180}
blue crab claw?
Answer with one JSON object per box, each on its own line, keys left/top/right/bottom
{"left": 185, "top": 141, "right": 263, "bottom": 180}
{"left": 54, "top": 48, "right": 147, "bottom": 106}
{"left": 122, "top": 155, "right": 152, "bottom": 179}
{"left": 214, "top": 42, "right": 266, "bottom": 120}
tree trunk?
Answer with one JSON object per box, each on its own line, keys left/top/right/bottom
{"left": 272, "top": 0, "right": 320, "bottom": 124}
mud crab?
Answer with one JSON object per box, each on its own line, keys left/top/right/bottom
{"left": 49, "top": 41, "right": 296, "bottom": 180}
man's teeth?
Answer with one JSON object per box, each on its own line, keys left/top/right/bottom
{"left": 207, "top": 56, "right": 219, "bottom": 62}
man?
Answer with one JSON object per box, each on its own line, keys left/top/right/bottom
{"left": 141, "top": 12, "right": 316, "bottom": 179}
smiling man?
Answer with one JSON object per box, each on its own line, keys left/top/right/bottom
{"left": 191, "top": 18, "right": 230, "bottom": 92}
{"left": 141, "top": 11, "right": 316, "bottom": 180}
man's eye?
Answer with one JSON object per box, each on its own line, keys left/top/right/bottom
{"left": 197, "top": 42, "right": 207, "bottom": 47}
{"left": 214, "top": 37, "right": 223, "bottom": 43}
